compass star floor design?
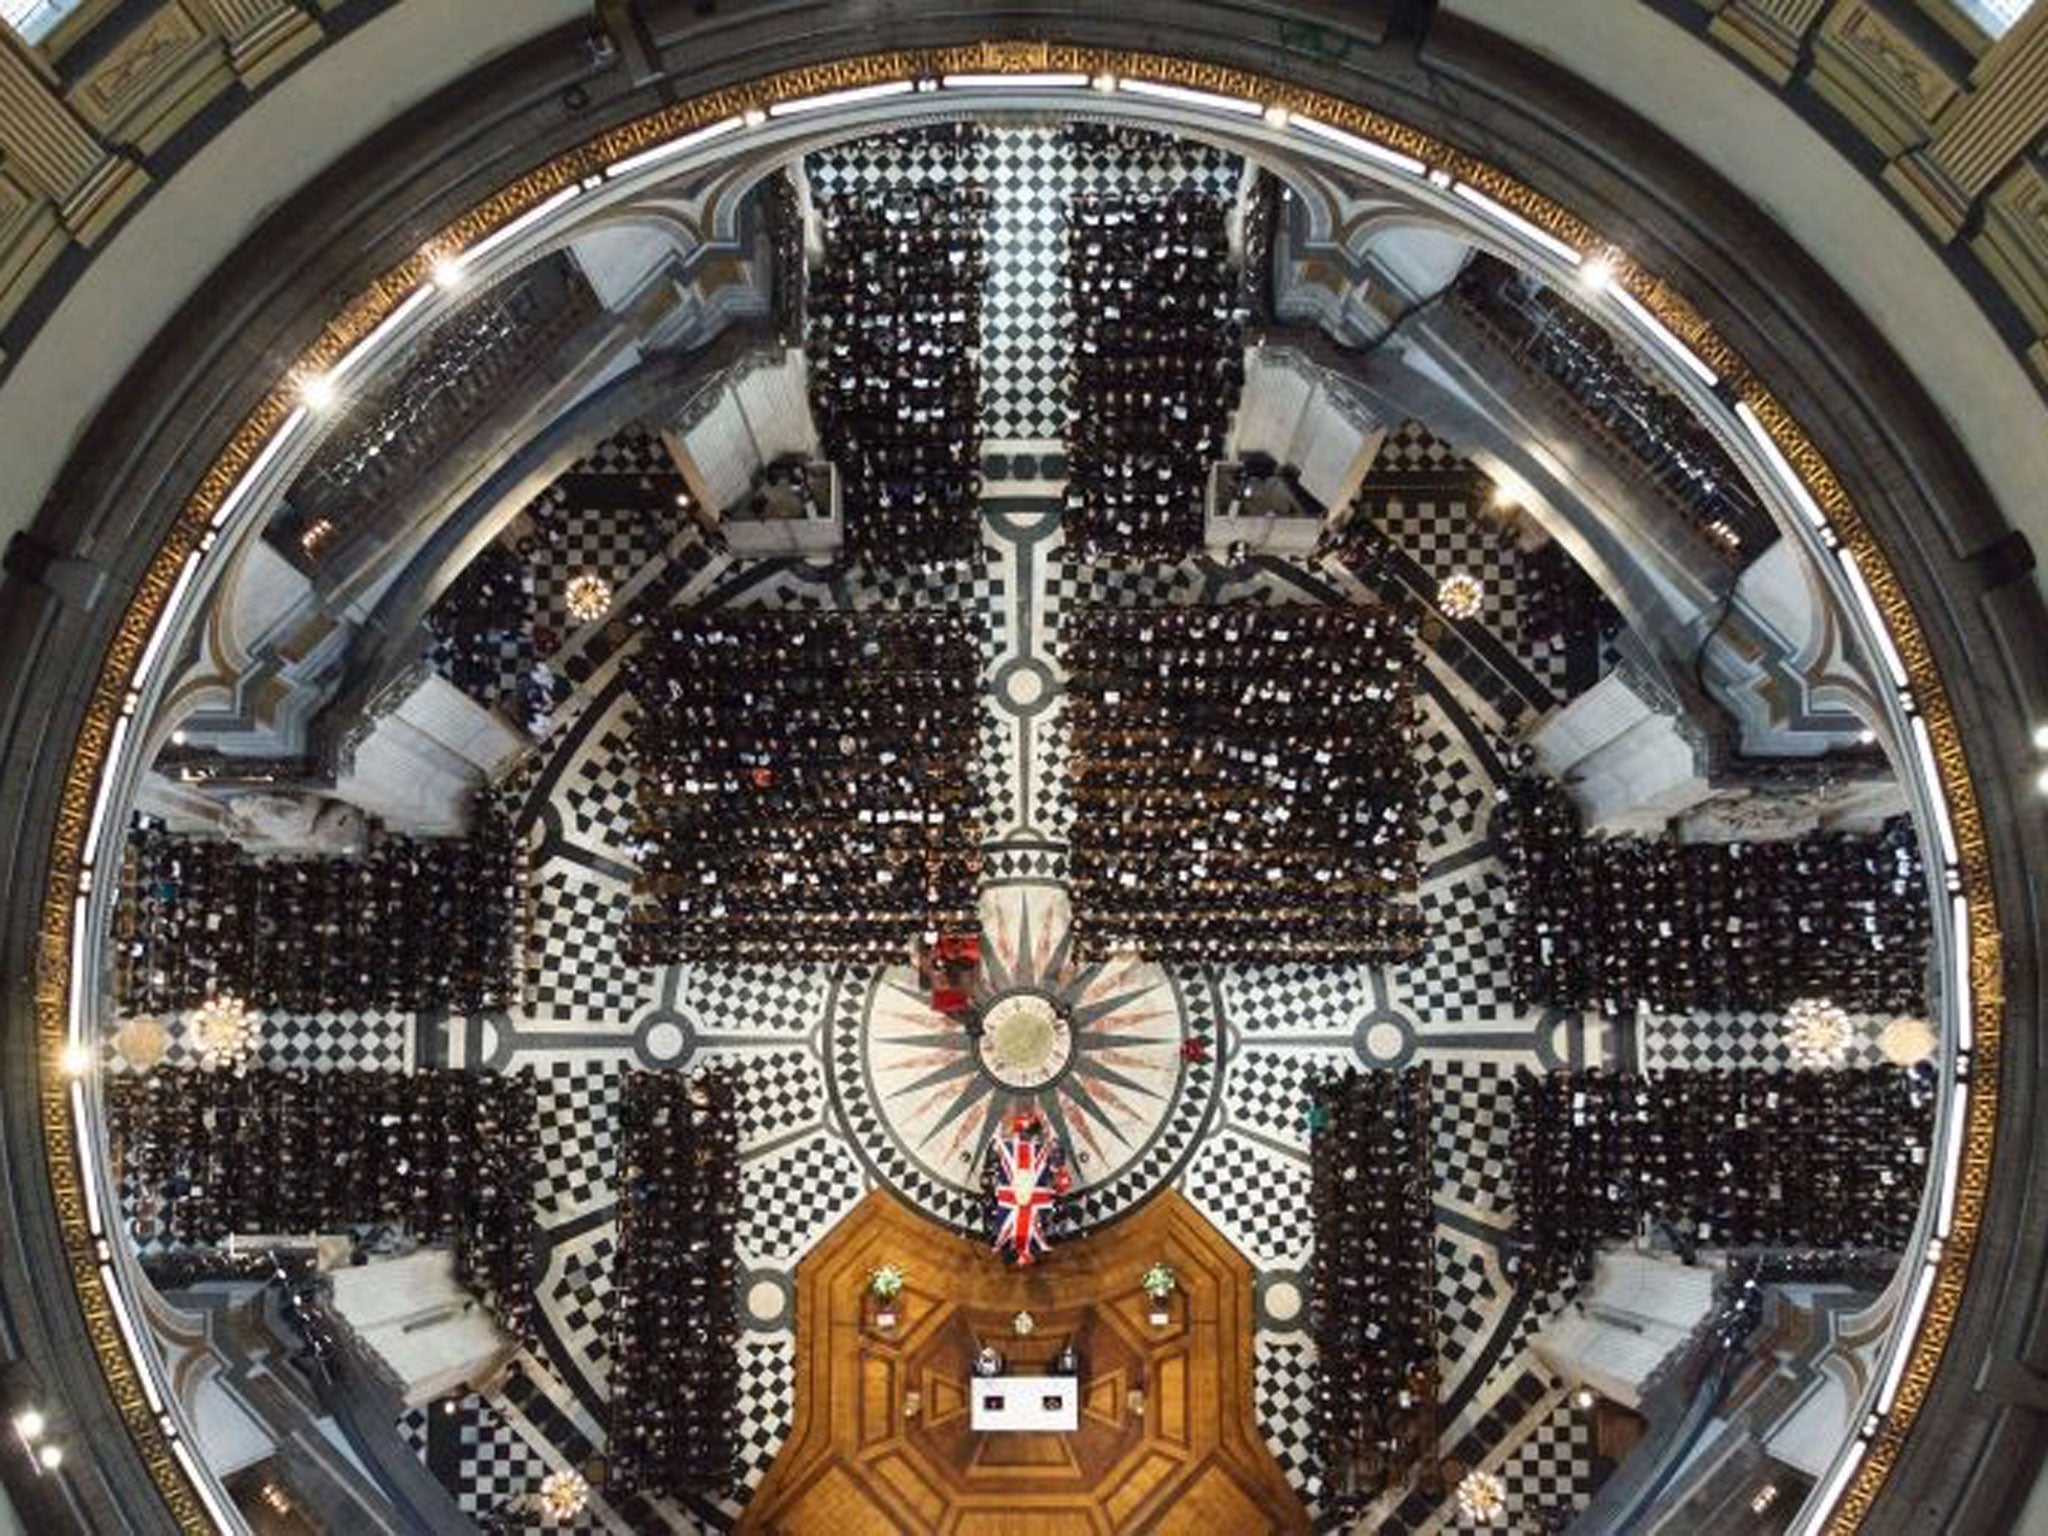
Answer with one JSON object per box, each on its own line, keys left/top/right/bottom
{"left": 840, "top": 888, "right": 1214, "bottom": 1231}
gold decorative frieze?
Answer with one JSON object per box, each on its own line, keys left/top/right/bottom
{"left": 34, "top": 42, "right": 2001, "bottom": 1535}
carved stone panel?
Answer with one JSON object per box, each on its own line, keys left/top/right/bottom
{"left": 66, "top": 3, "right": 230, "bottom": 155}
{"left": 1813, "top": 3, "right": 1964, "bottom": 155}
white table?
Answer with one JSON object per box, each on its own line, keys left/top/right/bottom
{"left": 969, "top": 1375, "right": 1080, "bottom": 1432}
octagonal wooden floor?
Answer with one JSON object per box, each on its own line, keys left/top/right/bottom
{"left": 741, "top": 1189, "right": 1308, "bottom": 1535}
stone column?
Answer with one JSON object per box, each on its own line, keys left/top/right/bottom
{"left": 0, "top": 25, "right": 145, "bottom": 243}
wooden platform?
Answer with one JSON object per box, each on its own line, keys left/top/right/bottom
{"left": 741, "top": 1190, "right": 1308, "bottom": 1535}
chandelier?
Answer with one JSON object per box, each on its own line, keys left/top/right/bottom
{"left": 190, "top": 994, "right": 258, "bottom": 1070}
{"left": 1784, "top": 996, "right": 1853, "bottom": 1070}
{"left": 564, "top": 572, "right": 613, "bottom": 623}
{"left": 536, "top": 1467, "right": 589, "bottom": 1522}
{"left": 1437, "top": 571, "right": 1485, "bottom": 621}
{"left": 1455, "top": 1468, "right": 1507, "bottom": 1524}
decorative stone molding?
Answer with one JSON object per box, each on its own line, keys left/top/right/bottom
{"left": 0, "top": 24, "right": 145, "bottom": 241}
{"left": 1885, "top": 0, "right": 2048, "bottom": 235}
{"left": 1812, "top": 3, "right": 1966, "bottom": 156}
{"left": 66, "top": 2, "right": 226, "bottom": 156}
{"left": 194, "top": 0, "right": 318, "bottom": 86}
{"left": 1974, "top": 155, "right": 2048, "bottom": 334}
{"left": 1711, "top": 0, "right": 1831, "bottom": 84}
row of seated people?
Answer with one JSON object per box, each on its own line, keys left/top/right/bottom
{"left": 807, "top": 149, "right": 986, "bottom": 562}
{"left": 625, "top": 609, "right": 984, "bottom": 962}
{"left": 115, "top": 795, "right": 520, "bottom": 1017}
{"left": 106, "top": 1066, "right": 537, "bottom": 1341}
{"left": 424, "top": 433, "right": 684, "bottom": 721}
{"left": 1453, "top": 253, "right": 1772, "bottom": 560}
{"left": 1062, "top": 604, "right": 1424, "bottom": 964}
{"left": 607, "top": 1070, "right": 742, "bottom": 1497}
{"left": 1508, "top": 1066, "right": 1937, "bottom": 1290}
{"left": 1064, "top": 190, "right": 1245, "bottom": 557}
{"left": 1309, "top": 1067, "right": 1440, "bottom": 1511}
{"left": 1496, "top": 770, "right": 1930, "bottom": 1014}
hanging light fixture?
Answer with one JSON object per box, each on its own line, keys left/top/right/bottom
{"left": 564, "top": 572, "right": 613, "bottom": 624}
{"left": 1438, "top": 571, "right": 1485, "bottom": 621}
{"left": 537, "top": 1467, "right": 589, "bottom": 1522}
{"left": 1455, "top": 1468, "right": 1507, "bottom": 1524}
{"left": 1784, "top": 996, "right": 1854, "bottom": 1070}
{"left": 190, "top": 994, "right": 259, "bottom": 1070}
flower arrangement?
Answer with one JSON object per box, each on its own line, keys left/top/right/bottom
{"left": 868, "top": 1263, "right": 905, "bottom": 1302}
{"left": 1141, "top": 1263, "right": 1178, "bottom": 1302}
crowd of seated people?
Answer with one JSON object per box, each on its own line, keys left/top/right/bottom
{"left": 115, "top": 796, "right": 520, "bottom": 1017}
{"left": 807, "top": 126, "right": 987, "bottom": 562}
{"left": 1063, "top": 189, "right": 1244, "bottom": 557}
{"left": 765, "top": 168, "right": 805, "bottom": 345}
{"left": 608, "top": 1070, "right": 741, "bottom": 1498}
{"left": 1237, "top": 169, "right": 1281, "bottom": 323}
{"left": 423, "top": 432, "right": 686, "bottom": 729}
{"left": 626, "top": 610, "right": 984, "bottom": 962}
{"left": 426, "top": 543, "right": 531, "bottom": 708}
{"left": 106, "top": 1067, "right": 538, "bottom": 1340}
{"left": 1453, "top": 254, "right": 1773, "bottom": 562}
{"left": 1522, "top": 539, "right": 1623, "bottom": 658}
{"left": 1509, "top": 1066, "right": 1936, "bottom": 1290}
{"left": 1310, "top": 1067, "right": 1439, "bottom": 1510}
{"left": 1497, "top": 771, "right": 1930, "bottom": 1014}
{"left": 1062, "top": 604, "right": 1423, "bottom": 963}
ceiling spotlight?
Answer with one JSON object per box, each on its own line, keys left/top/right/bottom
{"left": 1091, "top": 72, "right": 1118, "bottom": 93}
{"left": 1571, "top": 1385, "right": 1597, "bottom": 1411}
{"left": 14, "top": 1410, "right": 45, "bottom": 1441}
{"left": 299, "top": 372, "right": 339, "bottom": 411}
{"left": 2035, "top": 766, "right": 2048, "bottom": 797}
{"left": 430, "top": 255, "right": 468, "bottom": 292}
{"left": 565, "top": 573, "right": 614, "bottom": 624}
{"left": 60, "top": 1043, "right": 93, "bottom": 1079}
{"left": 742, "top": 106, "right": 767, "bottom": 126}
{"left": 1262, "top": 103, "right": 1290, "bottom": 128}
{"left": 2033, "top": 722, "right": 2048, "bottom": 752}
{"left": 1438, "top": 571, "right": 1485, "bottom": 621}
{"left": 1578, "top": 251, "right": 1617, "bottom": 292}
{"left": 36, "top": 1444, "right": 61, "bottom": 1472}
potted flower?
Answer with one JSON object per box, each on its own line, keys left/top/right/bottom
{"left": 1142, "top": 1263, "right": 1177, "bottom": 1326}
{"left": 869, "top": 1264, "right": 905, "bottom": 1331}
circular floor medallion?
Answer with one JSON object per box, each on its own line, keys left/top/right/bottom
{"left": 977, "top": 991, "right": 1073, "bottom": 1089}
{"left": 831, "top": 891, "right": 1222, "bottom": 1233}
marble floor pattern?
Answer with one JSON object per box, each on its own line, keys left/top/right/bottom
{"left": 238, "top": 422, "right": 1890, "bottom": 1533}
{"left": 422, "top": 441, "right": 1628, "bottom": 1532}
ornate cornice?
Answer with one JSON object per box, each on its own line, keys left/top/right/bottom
{"left": 32, "top": 40, "right": 1999, "bottom": 1532}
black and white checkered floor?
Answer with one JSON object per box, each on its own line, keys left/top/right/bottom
{"left": 103, "top": 403, "right": 1816, "bottom": 1532}
{"left": 376, "top": 421, "right": 1641, "bottom": 1532}
{"left": 298, "top": 400, "right": 1878, "bottom": 1532}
